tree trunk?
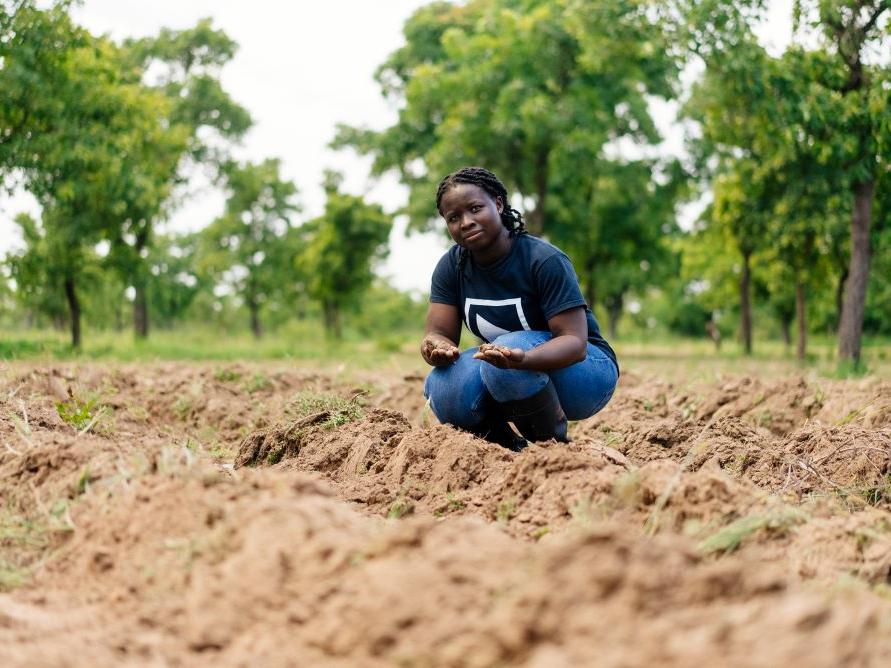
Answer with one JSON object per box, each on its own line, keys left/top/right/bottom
{"left": 133, "top": 283, "right": 149, "bottom": 339}
{"left": 132, "top": 229, "right": 150, "bottom": 339}
{"left": 606, "top": 293, "right": 623, "bottom": 340}
{"left": 739, "top": 250, "right": 752, "bottom": 355}
{"left": 780, "top": 313, "right": 792, "bottom": 349}
{"left": 837, "top": 180, "right": 874, "bottom": 365}
{"left": 64, "top": 276, "right": 81, "bottom": 349}
{"left": 795, "top": 281, "right": 807, "bottom": 363}
{"left": 834, "top": 266, "right": 848, "bottom": 334}
{"left": 248, "top": 296, "right": 262, "bottom": 339}
{"left": 323, "top": 299, "right": 341, "bottom": 340}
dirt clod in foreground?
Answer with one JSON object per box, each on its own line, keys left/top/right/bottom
{"left": 2, "top": 362, "right": 891, "bottom": 666}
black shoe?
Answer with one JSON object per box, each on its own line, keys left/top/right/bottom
{"left": 500, "top": 380, "right": 569, "bottom": 443}
{"left": 466, "top": 416, "right": 528, "bottom": 452}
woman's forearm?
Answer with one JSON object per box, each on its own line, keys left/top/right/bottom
{"left": 517, "top": 335, "right": 587, "bottom": 371}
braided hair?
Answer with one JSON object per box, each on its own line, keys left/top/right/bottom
{"left": 435, "top": 166, "right": 527, "bottom": 274}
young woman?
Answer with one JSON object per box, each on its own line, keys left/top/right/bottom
{"left": 421, "top": 166, "right": 619, "bottom": 451}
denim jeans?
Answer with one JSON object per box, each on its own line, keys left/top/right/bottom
{"left": 423, "top": 330, "right": 618, "bottom": 428}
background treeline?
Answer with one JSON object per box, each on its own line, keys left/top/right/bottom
{"left": 1, "top": 0, "right": 889, "bottom": 367}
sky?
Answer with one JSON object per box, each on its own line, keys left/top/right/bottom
{"left": 0, "top": 0, "right": 794, "bottom": 294}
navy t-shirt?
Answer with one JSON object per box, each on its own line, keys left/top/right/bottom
{"left": 429, "top": 234, "right": 618, "bottom": 372}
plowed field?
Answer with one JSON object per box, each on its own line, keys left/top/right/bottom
{"left": 2, "top": 361, "right": 891, "bottom": 666}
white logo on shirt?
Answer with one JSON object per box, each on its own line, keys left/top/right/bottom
{"left": 464, "top": 297, "right": 531, "bottom": 342}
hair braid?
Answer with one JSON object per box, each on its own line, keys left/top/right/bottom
{"left": 435, "top": 166, "right": 527, "bottom": 274}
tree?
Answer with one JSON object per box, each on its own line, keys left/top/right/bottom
{"left": 109, "top": 18, "right": 252, "bottom": 339}
{"left": 336, "top": 0, "right": 679, "bottom": 229}
{"left": 200, "top": 159, "right": 299, "bottom": 338}
{"left": 0, "top": 3, "right": 175, "bottom": 347}
{"left": 796, "top": 0, "right": 890, "bottom": 365}
{"left": 299, "top": 174, "right": 391, "bottom": 339}
{"left": 551, "top": 158, "right": 686, "bottom": 338}
{"left": 5, "top": 213, "right": 70, "bottom": 332}
{"left": 145, "top": 232, "right": 208, "bottom": 330}
{"left": 674, "top": 0, "right": 890, "bottom": 365}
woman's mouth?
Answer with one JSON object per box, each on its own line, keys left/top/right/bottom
{"left": 464, "top": 230, "right": 484, "bottom": 243}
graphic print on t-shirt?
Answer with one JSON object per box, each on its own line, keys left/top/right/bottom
{"left": 464, "top": 297, "right": 531, "bottom": 342}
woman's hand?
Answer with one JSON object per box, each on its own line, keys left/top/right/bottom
{"left": 473, "top": 343, "right": 526, "bottom": 369}
{"left": 421, "top": 334, "right": 460, "bottom": 366}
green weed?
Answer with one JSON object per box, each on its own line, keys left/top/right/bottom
{"left": 243, "top": 372, "right": 271, "bottom": 393}
{"left": 286, "top": 391, "right": 364, "bottom": 429}
{"left": 171, "top": 395, "right": 193, "bottom": 419}
{"left": 213, "top": 366, "right": 241, "bottom": 382}
{"left": 266, "top": 446, "right": 285, "bottom": 465}
{"left": 55, "top": 395, "right": 98, "bottom": 430}
{"left": 698, "top": 508, "right": 807, "bottom": 554}
{"left": 434, "top": 492, "right": 465, "bottom": 517}
{"left": 531, "top": 526, "right": 550, "bottom": 540}
{"left": 496, "top": 499, "right": 516, "bottom": 523}
{"left": 73, "top": 467, "right": 92, "bottom": 496}
{"left": 387, "top": 498, "right": 414, "bottom": 519}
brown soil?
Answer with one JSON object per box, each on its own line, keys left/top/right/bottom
{"left": 2, "top": 361, "right": 891, "bottom": 666}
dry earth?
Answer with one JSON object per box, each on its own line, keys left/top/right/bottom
{"left": 1, "top": 360, "right": 891, "bottom": 666}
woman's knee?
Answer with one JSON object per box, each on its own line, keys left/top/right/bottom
{"left": 554, "top": 351, "right": 618, "bottom": 420}
{"left": 423, "top": 354, "right": 487, "bottom": 427}
{"left": 490, "top": 330, "right": 549, "bottom": 351}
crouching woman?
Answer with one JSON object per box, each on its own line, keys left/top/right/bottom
{"left": 421, "top": 167, "right": 619, "bottom": 450}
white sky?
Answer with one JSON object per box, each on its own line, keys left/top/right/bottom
{"left": 0, "top": 0, "right": 794, "bottom": 293}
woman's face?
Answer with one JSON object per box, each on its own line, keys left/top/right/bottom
{"left": 439, "top": 183, "right": 506, "bottom": 252}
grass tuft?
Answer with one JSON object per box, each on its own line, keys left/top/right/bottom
{"left": 698, "top": 508, "right": 807, "bottom": 554}
{"left": 286, "top": 391, "right": 364, "bottom": 429}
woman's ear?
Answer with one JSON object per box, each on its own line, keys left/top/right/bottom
{"left": 495, "top": 196, "right": 504, "bottom": 214}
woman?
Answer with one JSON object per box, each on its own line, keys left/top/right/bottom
{"left": 421, "top": 166, "right": 618, "bottom": 450}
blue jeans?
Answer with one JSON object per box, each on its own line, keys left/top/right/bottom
{"left": 424, "top": 330, "right": 618, "bottom": 428}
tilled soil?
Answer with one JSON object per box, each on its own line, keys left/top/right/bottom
{"left": 1, "top": 361, "right": 891, "bottom": 666}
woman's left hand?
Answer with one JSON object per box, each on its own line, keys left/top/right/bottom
{"left": 473, "top": 343, "right": 526, "bottom": 369}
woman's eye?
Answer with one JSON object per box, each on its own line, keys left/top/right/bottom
{"left": 471, "top": 206, "right": 482, "bottom": 212}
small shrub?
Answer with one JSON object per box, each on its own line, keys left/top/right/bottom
{"left": 56, "top": 396, "right": 98, "bottom": 431}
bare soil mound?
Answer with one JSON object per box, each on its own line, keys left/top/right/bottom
{"left": 3, "top": 361, "right": 891, "bottom": 666}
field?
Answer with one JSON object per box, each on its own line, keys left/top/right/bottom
{"left": 2, "top": 352, "right": 891, "bottom": 666}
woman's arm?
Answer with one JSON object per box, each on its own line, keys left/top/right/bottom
{"left": 473, "top": 307, "right": 587, "bottom": 371}
{"left": 420, "top": 302, "right": 462, "bottom": 366}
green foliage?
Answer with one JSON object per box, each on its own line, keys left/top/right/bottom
{"left": 335, "top": 0, "right": 685, "bottom": 328}
{"left": 676, "top": 0, "right": 890, "bottom": 363}
{"left": 55, "top": 395, "right": 98, "bottom": 430}
{"left": 199, "top": 159, "right": 299, "bottom": 338}
{"left": 299, "top": 175, "right": 392, "bottom": 339}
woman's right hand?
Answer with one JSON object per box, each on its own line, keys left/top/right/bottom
{"left": 421, "top": 335, "right": 460, "bottom": 366}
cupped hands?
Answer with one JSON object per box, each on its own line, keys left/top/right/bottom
{"left": 422, "top": 335, "right": 460, "bottom": 366}
{"left": 472, "top": 343, "right": 526, "bottom": 369}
